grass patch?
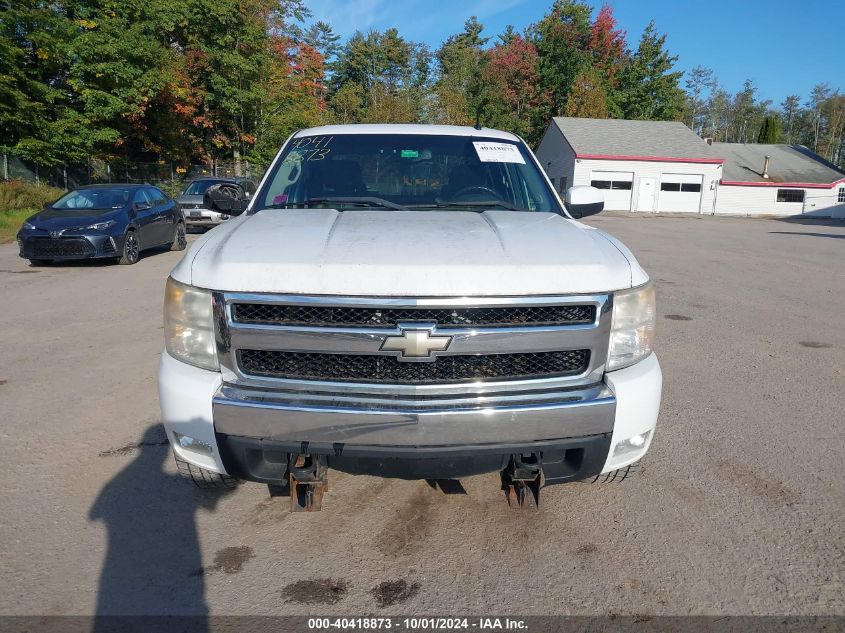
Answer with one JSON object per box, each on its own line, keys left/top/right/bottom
{"left": 0, "top": 180, "right": 65, "bottom": 243}
{"left": 0, "top": 208, "right": 38, "bottom": 244}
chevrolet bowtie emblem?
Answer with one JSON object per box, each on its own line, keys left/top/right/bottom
{"left": 380, "top": 326, "right": 452, "bottom": 360}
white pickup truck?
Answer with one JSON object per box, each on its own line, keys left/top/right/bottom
{"left": 158, "top": 124, "right": 661, "bottom": 510}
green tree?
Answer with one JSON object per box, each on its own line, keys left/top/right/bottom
{"left": 757, "top": 115, "right": 781, "bottom": 143}
{"left": 618, "top": 21, "right": 684, "bottom": 121}
{"left": 0, "top": 2, "right": 84, "bottom": 165}
{"left": 530, "top": 0, "right": 592, "bottom": 117}
{"left": 431, "top": 17, "right": 489, "bottom": 125}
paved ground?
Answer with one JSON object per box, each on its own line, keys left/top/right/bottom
{"left": 0, "top": 215, "right": 843, "bottom": 617}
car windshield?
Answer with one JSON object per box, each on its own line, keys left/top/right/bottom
{"left": 52, "top": 188, "right": 131, "bottom": 210}
{"left": 183, "top": 180, "right": 226, "bottom": 196}
{"left": 259, "top": 133, "right": 562, "bottom": 213}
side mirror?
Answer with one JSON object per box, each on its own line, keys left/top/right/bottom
{"left": 134, "top": 201, "right": 151, "bottom": 211}
{"left": 564, "top": 186, "right": 604, "bottom": 219}
{"left": 204, "top": 183, "right": 248, "bottom": 216}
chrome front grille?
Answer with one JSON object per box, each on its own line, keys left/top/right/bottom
{"left": 238, "top": 349, "right": 590, "bottom": 384}
{"left": 231, "top": 303, "right": 596, "bottom": 328}
{"left": 214, "top": 293, "right": 612, "bottom": 404}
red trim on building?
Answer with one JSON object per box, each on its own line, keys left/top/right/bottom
{"left": 720, "top": 177, "right": 845, "bottom": 189}
{"left": 576, "top": 153, "right": 725, "bottom": 164}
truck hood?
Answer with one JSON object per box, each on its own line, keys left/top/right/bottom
{"left": 179, "top": 208, "right": 642, "bottom": 296}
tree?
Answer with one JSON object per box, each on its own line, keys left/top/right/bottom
{"left": 432, "top": 17, "right": 489, "bottom": 125}
{"left": 564, "top": 65, "right": 609, "bottom": 118}
{"left": 780, "top": 95, "right": 800, "bottom": 143}
{"left": 0, "top": 1, "right": 80, "bottom": 165}
{"left": 618, "top": 21, "right": 684, "bottom": 121}
{"left": 483, "top": 35, "right": 551, "bottom": 142}
{"left": 684, "top": 66, "right": 715, "bottom": 134}
{"left": 587, "top": 4, "right": 626, "bottom": 115}
{"left": 807, "top": 83, "right": 832, "bottom": 152}
{"left": 498, "top": 25, "right": 518, "bottom": 45}
{"left": 329, "top": 82, "right": 364, "bottom": 123}
{"left": 304, "top": 21, "right": 341, "bottom": 62}
{"left": 530, "top": 0, "right": 592, "bottom": 117}
{"left": 757, "top": 116, "right": 781, "bottom": 143}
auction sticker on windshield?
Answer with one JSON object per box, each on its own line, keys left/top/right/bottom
{"left": 473, "top": 142, "right": 525, "bottom": 164}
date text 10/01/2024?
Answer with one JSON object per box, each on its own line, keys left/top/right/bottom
{"left": 307, "top": 619, "right": 528, "bottom": 630}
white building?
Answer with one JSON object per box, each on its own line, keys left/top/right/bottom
{"left": 713, "top": 143, "right": 845, "bottom": 218}
{"left": 536, "top": 117, "right": 845, "bottom": 218}
{"left": 536, "top": 117, "right": 724, "bottom": 214}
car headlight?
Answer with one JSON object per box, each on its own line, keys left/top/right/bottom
{"left": 87, "top": 220, "right": 116, "bottom": 230}
{"left": 164, "top": 277, "right": 219, "bottom": 371}
{"left": 22, "top": 222, "right": 36, "bottom": 230}
{"left": 607, "top": 283, "right": 656, "bottom": 371}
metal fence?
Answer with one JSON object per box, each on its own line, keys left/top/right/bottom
{"left": 2, "top": 153, "right": 265, "bottom": 196}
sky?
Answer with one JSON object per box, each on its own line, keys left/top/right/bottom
{"left": 307, "top": 0, "right": 843, "bottom": 106}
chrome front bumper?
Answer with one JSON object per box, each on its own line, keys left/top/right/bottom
{"left": 212, "top": 382, "right": 616, "bottom": 447}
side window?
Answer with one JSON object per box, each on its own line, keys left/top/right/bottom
{"left": 133, "top": 189, "right": 152, "bottom": 205}
{"left": 145, "top": 187, "right": 163, "bottom": 205}
{"left": 838, "top": 187, "right": 845, "bottom": 203}
{"left": 151, "top": 187, "right": 168, "bottom": 204}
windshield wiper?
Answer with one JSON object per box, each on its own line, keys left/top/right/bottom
{"left": 408, "top": 199, "right": 523, "bottom": 212}
{"left": 268, "top": 196, "right": 408, "bottom": 211}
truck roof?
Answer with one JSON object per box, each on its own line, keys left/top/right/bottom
{"left": 294, "top": 123, "right": 522, "bottom": 142}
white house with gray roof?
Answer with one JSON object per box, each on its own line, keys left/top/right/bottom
{"left": 536, "top": 117, "right": 845, "bottom": 218}
{"left": 713, "top": 143, "right": 845, "bottom": 217}
{"left": 536, "top": 117, "right": 723, "bottom": 214}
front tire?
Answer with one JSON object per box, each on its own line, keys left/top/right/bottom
{"left": 170, "top": 221, "right": 187, "bottom": 251}
{"left": 175, "top": 456, "right": 238, "bottom": 490}
{"left": 119, "top": 230, "right": 140, "bottom": 265}
{"left": 586, "top": 461, "right": 641, "bottom": 483}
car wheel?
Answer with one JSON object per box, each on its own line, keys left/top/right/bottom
{"left": 119, "top": 230, "right": 140, "bottom": 265}
{"left": 27, "top": 259, "right": 52, "bottom": 266}
{"left": 170, "top": 221, "right": 187, "bottom": 251}
{"left": 175, "top": 456, "right": 238, "bottom": 490}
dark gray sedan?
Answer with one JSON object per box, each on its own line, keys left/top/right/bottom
{"left": 17, "top": 184, "right": 186, "bottom": 265}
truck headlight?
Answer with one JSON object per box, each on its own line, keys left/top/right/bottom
{"left": 607, "top": 283, "right": 655, "bottom": 371}
{"left": 164, "top": 277, "right": 219, "bottom": 371}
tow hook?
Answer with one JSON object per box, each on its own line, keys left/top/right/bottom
{"left": 501, "top": 454, "right": 544, "bottom": 509}
{"left": 288, "top": 453, "right": 328, "bottom": 512}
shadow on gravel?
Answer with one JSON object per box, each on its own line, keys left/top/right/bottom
{"left": 89, "top": 424, "right": 233, "bottom": 631}
{"left": 774, "top": 216, "right": 845, "bottom": 227}
{"left": 768, "top": 231, "right": 845, "bottom": 240}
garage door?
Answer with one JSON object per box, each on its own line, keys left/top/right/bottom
{"left": 658, "top": 174, "right": 703, "bottom": 213}
{"left": 590, "top": 171, "right": 633, "bottom": 211}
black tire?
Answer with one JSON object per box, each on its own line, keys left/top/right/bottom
{"left": 170, "top": 221, "right": 187, "bottom": 251}
{"left": 585, "top": 461, "right": 641, "bottom": 483}
{"left": 28, "top": 259, "right": 52, "bottom": 266}
{"left": 119, "top": 230, "right": 140, "bottom": 265}
{"left": 175, "top": 456, "right": 238, "bottom": 490}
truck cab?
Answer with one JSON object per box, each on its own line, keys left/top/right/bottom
{"left": 158, "top": 124, "right": 661, "bottom": 509}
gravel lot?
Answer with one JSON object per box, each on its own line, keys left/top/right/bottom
{"left": 0, "top": 214, "right": 843, "bottom": 617}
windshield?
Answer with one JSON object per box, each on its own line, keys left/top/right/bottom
{"left": 52, "top": 188, "right": 131, "bottom": 210}
{"left": 183, "top": 180, "right": 225, "bottom": 196}
{"left": 259, "top": 133, "right": 561, "bottom": 213}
